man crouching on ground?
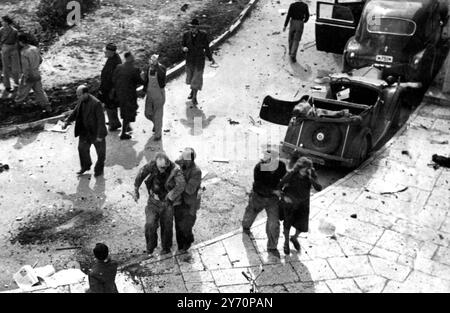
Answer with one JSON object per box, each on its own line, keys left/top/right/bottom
{"left": 133, "top": 152, "right": 186, "bottom": 255}
{"left": 175, "top": 147, "right": 202, "bottom": 253}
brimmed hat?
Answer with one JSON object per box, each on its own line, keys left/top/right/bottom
{"left": 189, "top": 18, "right": 200, "bottom": 27}
{"left": 105, "top": 43, "right": 117, "bottom": 52}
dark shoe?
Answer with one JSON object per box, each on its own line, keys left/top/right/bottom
{"left": 160, "top": 249, "right": 171, "bottom": 255}
{"left": 94, "top": 170, "right": 103, "bottom": 177}
{"left": 267, "top": 249, "right": 281, "bottom": 258}
{"left": 108, "top": 125, "right": 121, "bottom": 131}
{"left": 192, "top": 98, "right": 198, "bottom": 106}
{"left": 177, "top": 248, "right": 187, "bottom": 254}
{"left": 290, "top": 236, "right": 301, "bottom": 251}
{"left": 147, "top": 248, "right": 154, "bottom": 255}
{"left": 284, "top": 242, "right": 290, "bottom": 255}
{"left": 291, "top": 56, "right": 296, "bottom": 63}
{"left": 120, "top": 134, "right": 132, "bottom": 140}
{"left": 76, "top": 167, "right": 90, "bottom": 175}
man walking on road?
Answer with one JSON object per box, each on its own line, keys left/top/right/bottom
{"left": 63, "top": 85, "right": 107, "bottom": 177}
{"left": 87, "top": 243, "right": 118, "bottom": 293}
{"left": 283, "top": 0, "right": 310, "bottom": 63}
{"left": 112, "top": 51, "right": 143, "bottom": 140}
{"left": 134, "top": 152, "right": 186, "bottom": 255}
{"left": 99, "top": 43, "right": 122, "bottom": 131}
{"left": 0, "top": 15, "right": 20, "bottom": 92}
{"left": 182, "top": 18, "right": 216, "bottom": 106}
{"left": 14, "top": 33, "right": 52, "bottom": 112}
{"left": 142, "top": 54, "right": 167, "bottom": 141}
{"left": 174, "top": 148, "right": 202, "bottom": 253}
{"left": 242, "top": 150, "right": 287, "bottom": 256}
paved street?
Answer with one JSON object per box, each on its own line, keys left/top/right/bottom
{"left": 1, "top": 0, "right": 450, "bottom": 293}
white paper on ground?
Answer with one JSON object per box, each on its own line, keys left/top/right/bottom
{"left": 13, "top": 265, "right": 40, "bottom": 291}
{"left": 45, "top": 121, "right": 68, "bottom": 133}
{"left": 34, "top": 265, "right": 56, "bottom": 279}
{"left": 45, "top": 269, "right": 87, "bottom": 288}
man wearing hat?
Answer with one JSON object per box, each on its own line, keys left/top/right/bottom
{"left": 142, "top": 54, "right": 167, "bottom": 141}
{"left": 0, "top": 15, "right": 20, "bottom": 92}
{"left": 14, "top": 33, "right": 52, "bottom": 112}
{"left": 100, "top": 43, "right": 122, "bottom": 131}
{"left": 112, "top": 51, "right": 143, "bottom": 140}
{"left": 63, "top": 85, "right": 107, "bottom": 177}
{"left": 87, "top": 243, "right": 119, "bottom": 293}
{"left": 182, "top": 18, "right": 216, "bottom": 106}
{"left": 174, "top": 147, "right": 202, "bottom": 253}
{"left": 242, "top": 150, "right": 287, "bottom": 256}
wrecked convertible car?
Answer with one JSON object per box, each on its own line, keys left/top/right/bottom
{"left": 259, "top": 73, "right": 418, "bottom": 168}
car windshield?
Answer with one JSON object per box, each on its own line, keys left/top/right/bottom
{"left": 367, "top": 17, "right": 416, "bottom": 36}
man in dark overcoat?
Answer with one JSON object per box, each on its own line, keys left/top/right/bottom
{"left": 182, "top": 18, "right": 216, "bottom": 106}
{"left": 112, "top": 51, "right": 143, "bottom": 140}
{"left": 63, "top": 85, "right": 108, "bottom": 177}
{"left": 99, "top": 43, "right": 122, "bottom": 131}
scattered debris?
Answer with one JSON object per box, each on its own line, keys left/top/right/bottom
{"left": 439, "top": 234, "right": 444, "bottom": 240}
{"left": 163, "top": 129, "right": 170, "bottom": 133}
{"left": 401, "top": 150, "right": 411, "bottom": 158}
{"left": 180, "top": 3, "right": 189, "bottom": 11}
{"left": 430, "top": 139, "right": 449, "bottom": 145}
{"left": 271, "top": 31, "right": 280, "bottom": 35}
{"left": 350, "top": 214, "right": 357, "bottom": 219}
{"left": 13, "top": 265, "right": 39, "bottom": 291}
{"left": 16, "top": 217, "right": 23, "bottom": 222}
{"left": 0, "top": 163, "right": 10, "bottom": 173}
{"left": 380, "top": 187, "right": 408, "bottom": 196}
{"left": 227, "top": 118, "right": 240, "bottom": 125}
{"left": 55, "top": 246, "right": 82, "bottom": 251}
{"left": 419, "top": 124, "right": 428, "bottom": 130}
{"left": 278, "top": 9, "right": 287, "bottom": 15}
{"left": 213, "top": 158, "right": 230, "bottom": 163}
{"left": 432, "top": 154, "right": 450, "bottom": 168}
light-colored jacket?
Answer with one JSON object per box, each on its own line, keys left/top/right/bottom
{"left": 20, "top": 44, "right": 42, "bottom": 82}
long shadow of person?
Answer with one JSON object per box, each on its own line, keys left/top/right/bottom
{"left": 104, "top": 135, "right": 143, "bottom": 170}
{"left": 12, "top": 131, "right": 40, "bottom": 150}
{"left": 60, "top": 174, "right": 106, "bottom": 211}
{"left": 179, "top": 102, "right": 216, "bottom": 136}
{"left": 136, "top": 135, "right": 164, "bottom": 164}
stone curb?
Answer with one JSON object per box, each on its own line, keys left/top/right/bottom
{"left": 0, "top": 0, "right": 260, "bottom": 139}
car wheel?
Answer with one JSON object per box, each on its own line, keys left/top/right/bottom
{"left": 302, "top": 123, "right": 342, "bottom": 154}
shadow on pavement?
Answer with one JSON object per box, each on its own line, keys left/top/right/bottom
{"left": 180, "top": 102, "right": 216, "bottom": 136}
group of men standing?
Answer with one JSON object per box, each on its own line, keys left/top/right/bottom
{"left": 0, "top": 15, "right": 52, "bottom": 112}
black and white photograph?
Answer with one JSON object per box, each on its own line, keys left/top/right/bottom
{"left": 0, "top": 0, "right": 449, "bottom": 299}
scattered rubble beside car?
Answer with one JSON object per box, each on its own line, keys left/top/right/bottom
{"left": 315, "top": 0, "right": 449, "bottom": 84}
{"left": 259, "top": 72, "right": 421, "bottom": 168}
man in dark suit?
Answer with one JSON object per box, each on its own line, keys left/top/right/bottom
{"left": 174, "top": 147, "right": 202, "bottom": 253}
{"left": 182, "top": 18, "right": 216, "bottom": 106}
{"left": 87, "top": 243, "right": 118, "bottom": 293}
{"left": 63, "top": 85, "right": 108, "bottom": 177}
{"left": 99, "top": 43, "right": 122, "bottom": 131}
{"left": 112, "top": 51, "right": 143, "bottom": 140}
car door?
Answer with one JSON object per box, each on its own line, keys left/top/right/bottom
{"left": 315, "top": 0, "right": 365, "bottom": 54}
{"left": 259, "top": 96, "right": 300, "bottom": 126}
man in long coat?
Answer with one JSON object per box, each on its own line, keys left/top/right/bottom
{"left": 112, "top": 51, "right": 143, "bottom": 140}
{"left": 99, "top": 43, "right": 122, "bottom": 131}
{"left": 182, "top": 18, "right": 216, "bottom": 106}
{"left": 63, "top": 85, "right": 107, "bottom": 177}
